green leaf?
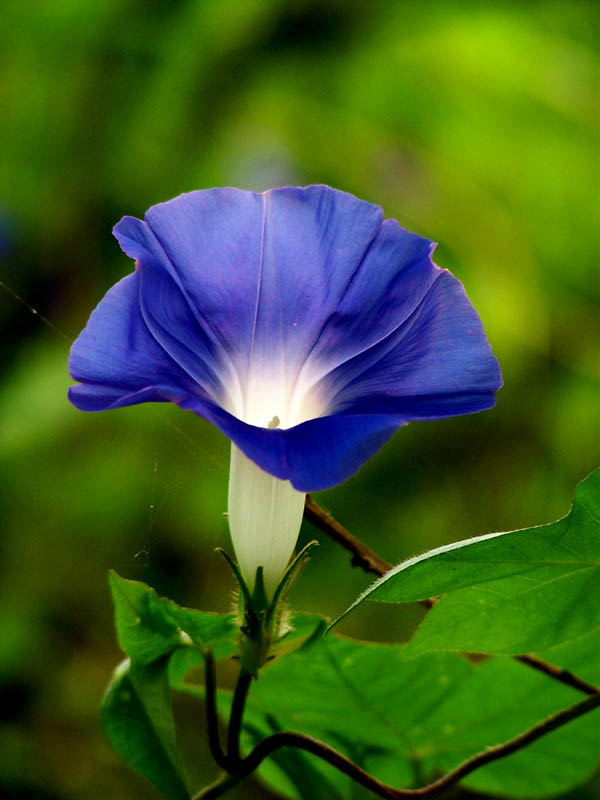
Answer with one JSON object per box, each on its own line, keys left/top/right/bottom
{"left": 108, "top": 571, "right": 237, "bottom": 664}
{"left": 249, "top": 636, "right": 467, "bottom": 755}
{"left": 239, "top": 636, "right": 458, "bottom": 796}
{"left": 444, "top": 649, "right": 600, "bottom": 798}
{"left": 162, "top": 602, "right": 238, "bottom": 660}
{"left": 105, "top": 574, "right": 239, "bottom": 798}
{"left": 109, "top": 572, "right": 184, "bottom": 664}
{"left": 242, "top": 633, "right": 599, "bottom": 798}
{"left": 337, "top": 468, "right": 600, "bottom": 655}
{"left": 102, "top": 658, "right": 190, "bottom": 800}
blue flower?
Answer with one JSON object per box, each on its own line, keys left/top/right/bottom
{"left": 69, "top": 186, "right": 501, "bottom": 591}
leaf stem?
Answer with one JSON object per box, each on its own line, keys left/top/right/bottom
{"left": 224, "top": 691, "right": 600, "bottom": 799}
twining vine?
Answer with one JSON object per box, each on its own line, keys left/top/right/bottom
{"left": 191, "top": 497, "right": 600, "bottom": 799}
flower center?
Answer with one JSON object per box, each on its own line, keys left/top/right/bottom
{"left": 222, "top": 359, "right": 328, "bottom": 431}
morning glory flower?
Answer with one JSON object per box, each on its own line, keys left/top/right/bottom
{"left": 68, "top": 186, "right": 501, "bottom": 593}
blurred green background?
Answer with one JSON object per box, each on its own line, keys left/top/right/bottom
{"left": 1, "top": 0, "right": 598, "bottom": 798}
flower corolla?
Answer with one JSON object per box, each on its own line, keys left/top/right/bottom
{"left": 68, "top": 186, "right": 501, "bottom": 591}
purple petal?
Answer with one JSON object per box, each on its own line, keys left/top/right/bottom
{"left": 284, "top": 413, "right": 404, "bottom": 491}
{"left": 68, "top": 272, "right": 203, "bottom": 411}
{"left": 245, "top": 186, "right": 384, "bottom": 388}
{"left": 70, "top": 186, "right": 502, "bottom": 491}
{"left": 295, "top": 218, "right": 439, "bottom": 385}
{"left": 68, "top": 383, "right": 193, "bottom": 412}
{"left": 172, "top": 397, "right": 403, "bottom": 491}
{"left": 136, "top": 253, "right": 238, "bottom": 409}
{"left": 114, "top": 187, "right": 385, "bottom": 415}
{"left": 114, "top": 189, "right": 265, "bottom": 389}
{"left": 320, "top": 270, "right": 502, "bottom": 418}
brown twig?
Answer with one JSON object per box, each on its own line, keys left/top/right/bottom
{"left": 303, "top": 495, "right": 598, "bottom": 692}
{"left": 515, "top": 654, "right": 599, "bottom": 696}
{"left": 194, "top": 691, "right": 600, "bottom": 799}
{"left": 304, "top": 494, "right": 393, "bottom": 577}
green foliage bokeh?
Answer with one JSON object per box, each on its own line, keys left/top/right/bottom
{"left": 1, "top": 1, "right": 598, "bottom": 798}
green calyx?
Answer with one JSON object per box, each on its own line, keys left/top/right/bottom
{"left": 217, "top": 540, "right": 318, "bottom": 675}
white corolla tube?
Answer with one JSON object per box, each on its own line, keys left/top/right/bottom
{"left": 227, "top": 443, "right": 306, "bottom": 595}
